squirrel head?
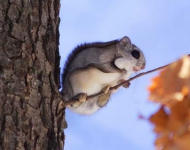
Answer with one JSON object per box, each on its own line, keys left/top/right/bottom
{"left": 116, "top": 36, "right": 146, "bottom": 73}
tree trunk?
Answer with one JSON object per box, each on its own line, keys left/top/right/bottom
{"left": 0, "top": 0, "right": 66, "bottom": 149}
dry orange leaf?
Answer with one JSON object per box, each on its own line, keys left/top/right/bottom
{"left": 148, "top": 56, "right": 190, "bottom": 107}
{"left": 148, "top": 56, "right": 190, "bottom": 150}
{"left": 150, "top": 107, "right": 169, "bottom": 133}
{"left": 168, "top": 96, "right": 190, "bottom": 132}
{"left": 151, "top": 96, "right": 190, "bottom": 150}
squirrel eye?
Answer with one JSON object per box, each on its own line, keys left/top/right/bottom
{"left": 131, "top": 50, "right": 140, "bottom": 59}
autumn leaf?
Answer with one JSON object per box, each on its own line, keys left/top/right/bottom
{"left": 148, "top": 56, "right": 190, "bottom": 107}
{"left": 148, "top": 56, "right": 190, "bottom": 150}
{"left": 150, "top": 107, "right": 169, "bottom": 133}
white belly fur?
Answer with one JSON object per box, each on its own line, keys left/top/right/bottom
{"left": 70, "top": 68, "right": 130, "bottom": 96}
{"left": 69, "top": 67, "right": 132, "bottom": 115}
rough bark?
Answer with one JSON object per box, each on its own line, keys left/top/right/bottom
{"left": 0, "top": 0, "right": 66, "bottom": 149}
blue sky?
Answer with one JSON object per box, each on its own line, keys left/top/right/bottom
{"left": 59, "top": 1, "right": 190, "bottom": 150}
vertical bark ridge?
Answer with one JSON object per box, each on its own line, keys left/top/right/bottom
{"left": 0, "top": 0, "right": 66, "bottom": 149}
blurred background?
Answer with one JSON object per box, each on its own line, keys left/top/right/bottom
{"left": 59, "top": 1, "right": 190, "bottom": 150}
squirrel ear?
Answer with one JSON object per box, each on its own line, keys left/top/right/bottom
{"left": 118, "top": 36, "right": 132, "bottom": 50}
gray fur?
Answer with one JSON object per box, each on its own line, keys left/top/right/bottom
{"left": 61, "top": 36, "right": 146, "bottom": 115}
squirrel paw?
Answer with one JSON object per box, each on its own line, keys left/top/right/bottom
{"left": 118, "top": 79, "right": 130, "bottom": 88}
{"left": 71, "top": 93, "right": 87, "bottom": 107}
{"left": 78, "top": 93, "right": 87, "bottom": 102}
{"left": 102, "top": 85, "right": 111, "bottom": 94}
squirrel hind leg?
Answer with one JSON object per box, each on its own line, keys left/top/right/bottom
{"left": 97, "top": 93, "right": 111, "bottom": 107}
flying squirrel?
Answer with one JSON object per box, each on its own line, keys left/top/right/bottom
{"left": 61, "top": 36, "right": 146, "bottom": 115}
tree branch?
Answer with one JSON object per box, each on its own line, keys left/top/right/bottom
{"left": 63, "top": 64, "right": 168, "bottom": 106}
{"left": 64, "top": 54, "right": 190, "bottom": 107}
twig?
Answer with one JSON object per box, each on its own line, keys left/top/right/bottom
{"left": 64, "top": 54, "right": 190, "bottom": 107}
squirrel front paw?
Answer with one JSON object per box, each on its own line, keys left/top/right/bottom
{"left": 78, "top": 93, "right": 87, "bottom": 102}
{"left": 118, "top": 79, "right": 130, "bottom": 88}
{"left": 71, "top": 93, "right": 87, "bottom": 107}
{"left": 102, "top": 85, "right": 111, "bottom": 94}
